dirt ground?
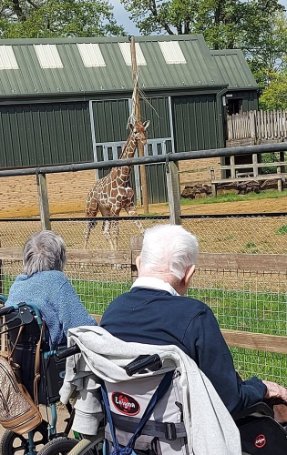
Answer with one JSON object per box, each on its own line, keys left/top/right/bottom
{"left": 141, "top": 195, "right": 287, "bottom": 216}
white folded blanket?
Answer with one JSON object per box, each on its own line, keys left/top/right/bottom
{"left": 60, "top": 326, "right": 242, "bottom": 455}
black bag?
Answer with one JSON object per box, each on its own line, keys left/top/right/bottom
{"left": 238, "top": 415, "right": 287, "bottom": 454}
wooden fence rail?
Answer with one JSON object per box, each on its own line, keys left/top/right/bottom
{"left": 227, "top": 110, "right": 287, "bottom": 141}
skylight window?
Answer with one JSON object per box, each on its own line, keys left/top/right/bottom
{"left": 159, "top": 41, "right": 186, "bottom": 64}
{"left": 77, "top": 43, "right": 106, "bottom": 67}
{"left": 0, "top": 46, "right": 19, "bottom": 70}
{"left": 118, "top": 43, "right": 146, "bottom": 66}
{"left": 34, "top": 45, "right": 63, "bottom": 69}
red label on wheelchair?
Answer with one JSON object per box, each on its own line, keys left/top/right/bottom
{"left": 112, "top": 392, "right": 140, "bottom": 416}
{"left": 255, "top": 434, "right": 266, "bottom": 448}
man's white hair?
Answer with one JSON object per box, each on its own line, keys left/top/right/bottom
{"left": 140, "top": 224, "right": 199, "bottom": 280}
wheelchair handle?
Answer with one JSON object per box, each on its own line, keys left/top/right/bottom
{"left": 56, "top": 344, "right": 80, "bottom": 360}
{"left": 266, "top": 397, "right": 287, "bottom": 406}
{"left": 0, "top": 306, "right": 15, "bottom": 317}
{"left": 124, "top": 354, "right": 162, "bottom": 376}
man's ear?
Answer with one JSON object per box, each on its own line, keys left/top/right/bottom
{"left": 136, "top": 255, "right": 141, "bottom": 271}
{"left": 184, "top": 265, "right": 196, "bottom": 287}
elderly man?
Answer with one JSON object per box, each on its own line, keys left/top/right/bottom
{"left": 101, "top": 224, "right": 287, "bottom": 416}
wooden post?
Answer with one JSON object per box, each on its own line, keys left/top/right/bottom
{"left": 130, "top": 37, "right": 149, "bottom": 214}
{"left": 276, "top": 166, "right": 283, "bottom": 192}
{"left": 279, "top": 152, "right": 286, "bottom": 173}
{"left": 36, "top": 173, "right": 51, "bottom": 230}
{"left": 166, "top": 159, "right": 181, "bottom": 225}
{"left": 211, "top": 182, "right": 217, "bottom": 197}
{"left": 230, "top": 155, "right": 236, "bottom": 178}
{"left": 252, "top": 153, "right": 258, "bottom": 177}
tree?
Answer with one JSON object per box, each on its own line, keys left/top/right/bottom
{"left": 259, "top": 71, "right": 287, "bottom": 109}
{"left": 0, "top": 0, "right": 125, "bottom": 38}
{"left": 120, "top": 0, "right": 287, "bottom": 88}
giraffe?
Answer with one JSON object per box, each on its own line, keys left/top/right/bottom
{"left": 84, "top": 119, "right": 150, "bottom": 249}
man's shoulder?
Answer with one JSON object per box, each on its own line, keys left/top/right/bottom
{"left": 175, "top": 294, "right": 210, "bottom": 315}
{"left": 109, "top": 288, "right": 209, "bottom": 313}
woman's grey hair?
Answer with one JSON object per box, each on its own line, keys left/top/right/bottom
{"left": 140, "top": 224, "right": 199, "bottom": 280}
{"left": 23, "top": 230, "right": 66, "bottom": 276}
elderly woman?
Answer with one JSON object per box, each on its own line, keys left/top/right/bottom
{"left": 5, "top": 230, "right": 96, "bottom": 345}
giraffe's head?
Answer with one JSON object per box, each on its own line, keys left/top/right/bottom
{"left": 129, "top": 120, "right": 150, "bottom": 146}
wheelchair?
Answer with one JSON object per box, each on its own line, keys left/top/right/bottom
{"left": 58, "top": 347, "right": 287, "bottom": 455}
{"left": 0, "top": 300, "right": 81, "bottom": 455}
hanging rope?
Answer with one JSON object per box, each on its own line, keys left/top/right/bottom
{"left": 128, "top": 71, "right": 139, "bottom": 128}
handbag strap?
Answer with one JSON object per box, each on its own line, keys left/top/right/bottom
{"left": 102, "top": 370, "right": 174, "bottom": 453}
{"left": 7, "top": 325, "right": 24, "bottom": 362}
{"left": 33, "top": 322, "right": 45, "bottom": 406}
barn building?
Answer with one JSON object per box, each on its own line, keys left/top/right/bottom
{"left": 0, "top": 35, "right": 258, "bottom": 204}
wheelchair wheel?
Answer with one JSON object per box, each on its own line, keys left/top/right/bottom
{"left": 0, "top": 421, "right": 49, "bottom": 454}
{"left": 37, "top": 437, "right": 79, "bottom": 455}
{"left": 67, "top": 429, "right": 104, "bottom": 455}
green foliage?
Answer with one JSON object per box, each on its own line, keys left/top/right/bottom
{"left": 180, "top": 189, "right": 287, "bottom": 206}
{"left": 259, "top": 71, "right": 287, "bottom": 110}
{"left": 276, "top": 224, "right": 287, "bottom": 235}
{"left": 242, "top": 242, "right": 258, "bottom": 253}
{"left": 0, "top": 0, "right": 125, "bottom": 38}
{"left": 259, "top": 152, "right": 285, "bottom": 174}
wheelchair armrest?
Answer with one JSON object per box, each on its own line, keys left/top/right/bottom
{"left": 233, "top": 401, "right": 274, "bottom": 421}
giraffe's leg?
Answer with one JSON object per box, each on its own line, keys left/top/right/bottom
{"left": 102, "top": 220, "right": 115, "bottom": 250}
{"left": 124, "top": 189, "right": 145, "bottom": 235}
{"left": 125, "top": 206, "right": 145, "bottom": 235}
{"left": 110, "top": 220, "right": 119, "bottom": 250}
{"left": 84, "top": 204, "right": 99, "bottom": 248}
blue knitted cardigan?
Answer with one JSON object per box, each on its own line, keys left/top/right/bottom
{"left": 6, "top": 270, "right": 96, "bottom": 345}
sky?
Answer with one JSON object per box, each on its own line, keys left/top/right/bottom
{"left": 110, "top": 0, "right": 287, "bottom": 35}
{"left": 110, "top": 0, "right": 139, "bottom": 35}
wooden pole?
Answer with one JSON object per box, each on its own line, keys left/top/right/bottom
{"left": 36, "top": 173, "right": 51, "bottom": 230}
{"left": 130, "top": 37, "right": 149, "bottom": 214}
{"left": 166, "top": 160, "right": 182, "bottom": 225}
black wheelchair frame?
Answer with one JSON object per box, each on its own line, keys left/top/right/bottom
{"left": 0, "top": 300, "right": 80, "bottom": 455}
{"left": 57, "top": 346, "right": 287, "bottom": 455}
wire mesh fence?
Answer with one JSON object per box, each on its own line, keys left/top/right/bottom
{"left": 1, "top": 214, "right": 287, "bottom": 253}
{"left": 0, "top": 162, "right": 287, "bottom": 386}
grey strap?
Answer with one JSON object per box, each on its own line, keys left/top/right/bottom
{"left": 111, "top": 411, "right": 187, "bottom": 441}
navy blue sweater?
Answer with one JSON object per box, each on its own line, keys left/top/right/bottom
{"left": 101, "top": 287, "right": 266, "bottom": 414}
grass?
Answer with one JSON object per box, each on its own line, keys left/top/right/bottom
{"left": 3, "top": 275, "right": 286, "bottom": 384}
{"left": 180, "top": 189, "right": 287, "bottom": 207}
{"left": 4, "top": 276, "right": 285, "bottom": 336}
{"left": 276, "top": 224, "right": 287, "bottom": 235}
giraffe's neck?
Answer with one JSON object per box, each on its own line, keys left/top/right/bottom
{"left": 115, "top": 135, "right": 137, "bottom": 179}
{"left": 120, "top": 135, "right": 137, "bottom": 160}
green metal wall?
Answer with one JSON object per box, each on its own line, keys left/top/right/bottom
{"left": 93, "top": 99, "right": 130, "bottom": 143}
{"left": 240, "top": 90, "right": 259, "bottom": 112}
{"left": 227, "top": 90, "right": 259, "bottom": 112}
{"left": 141, "top": 96, "right": 171, "bottom": 204}
{"left": 0, "top": 102, "right": 93, "bottom": 168}
{"left": 140, "top": 97, "right": 171, "bottom": 139}
{"left": 172, "top": 94, "right": 224, "bottom": 152}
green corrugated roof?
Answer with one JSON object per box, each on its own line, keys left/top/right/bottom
{"left": 0, "top": 35, "right": 255, "bottom": 99}
{"left": 211, "top": 49, "right": 258, "bottom": 90}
